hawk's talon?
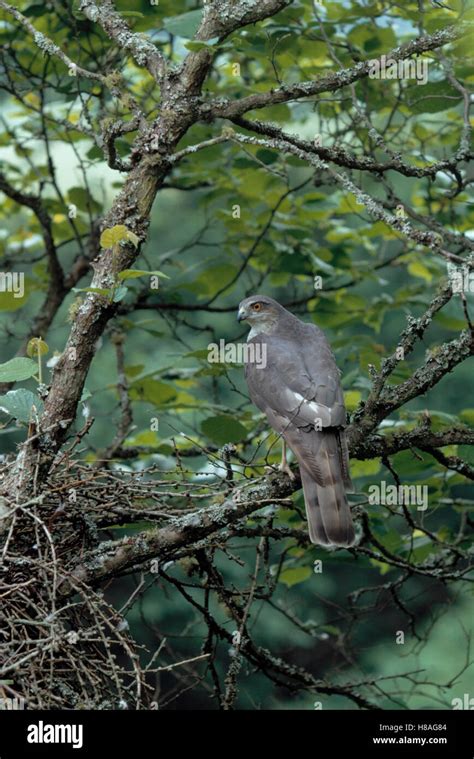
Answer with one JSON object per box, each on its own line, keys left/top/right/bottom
{"left": 264, "top": 463, "right": 295, "bottom": 480}
{"left": 279, "top": 461, "right": 296, "bottom": 480}
{"left": 279, "top": 440, "right": 295, "bottom": 479}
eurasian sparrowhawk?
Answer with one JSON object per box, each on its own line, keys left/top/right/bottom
{"left": 238, "top": 294, "right": 355, "bottom": 547}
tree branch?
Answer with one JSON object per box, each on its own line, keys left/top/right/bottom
{"left": 78, "top": 0, "right": 166, "bottom": 82}
{"left": 0, "top": 0, "right": 105, "bottom": 82}
{"left": 202, "top": 25, "right": 469, "bottom": 119}
{"left": 352, "top": 424, "right": 474, "bottom": 468}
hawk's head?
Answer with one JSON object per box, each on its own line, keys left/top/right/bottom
{"left": 237, "top": 295, "right": 282, "bottom": 335}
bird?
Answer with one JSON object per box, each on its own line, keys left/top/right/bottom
{"left": 237, "top": 294, "right": 355, "bottom": 548}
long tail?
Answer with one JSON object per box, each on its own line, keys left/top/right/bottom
{"left": 298, "top": 432, "right": 355, "bottom": 547}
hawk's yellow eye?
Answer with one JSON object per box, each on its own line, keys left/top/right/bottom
{"left": 253, "top": 303, "right": 262, "bottom": 311}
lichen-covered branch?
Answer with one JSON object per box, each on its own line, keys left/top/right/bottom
{"left": 202, "top": 24, "right": 470, "bottom": 119}
{"left": 0, "top": 0, "right": 105, "bottom": 82}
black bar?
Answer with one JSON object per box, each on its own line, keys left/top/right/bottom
{"left": 0, "top": 710, "right": 472, "bottom": 757}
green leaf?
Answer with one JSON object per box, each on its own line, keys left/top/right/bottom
{"left": 67, "top": 187, "right": 102, "bottom": 213}
{"left": 279, "top": 566, "right": 312, "bottom": 587}
{"left": 255, "top": 148, "right": 278, "bottom": 165}
{"left": 71, "top": 0, "right": 86, "bottom": 19}
{"left": 22, "top": 3, "right": 46, "bottom": 17}
{"left": 348, "top": 25, "right": 396, "bottom": 54}
{"left": 370, "top": 559, "right": 392, "bottom": 576}
{"left": 184, "top": 37, "right": 219, "bottom": 51}
{"left": 406, "top": 81, "right": 462, "bottom": 114}
{"left": 344, "top": 390, "right": 361, "bottom": 412}
{"left": 125, "top": 230, "right": 140, "bottom": 248}
{"left": 129, "top": 378, "right": 177, "bottom": 405}
{"left": 127, "top": 429, "right": 158, "bottom": 447}
{"left": 408, "top": 261, "right": 432, "bottom": 283}
{"left": 0, "top": 357, "right": 38, "bottom": 382}
{"left": 87, "top": 145, "right": 102, "bottom": 160}
{"left": 351, "top": 459, "right": 381, "bottom": 478}
{"left": 0, "top": 389, "right": 43, "bottom": 423}
{"left": 201, "top": 415, "right": 247, "bottom": 445}
{"left": 124, "top": 364, "right": 145, "bottom": 379}
{"left": 435, "top": 313, "right": 466, "bottom": 331}
{"left": 26, "top": 337, "right": 49, "bottom": 358}
{"left": 460, "top": 409, "right": 474, "bottom": 424}
{"left": 118, "top": 269, "right": 170, "bottom": 281}
{"left": 163, "top": 9, "right": 203, "bottom": 39}
{"left": 112, "top": 286, "right": 128, "bottom": 303}
{"left": 100, "top": 225, "right": 129, "bottom": 248}
{"left": 0, "top": 289, "right": 29, "bottom": 312}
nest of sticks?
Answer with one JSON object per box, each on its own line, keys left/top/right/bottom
{"left": 0, "top": 455, "right": 229, "bottom": 709}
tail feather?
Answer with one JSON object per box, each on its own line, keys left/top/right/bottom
{"left": 336, "top": 430, "right": 354, "bottom": 492}
{"left": 299, "top": 468, "right": 331, "bottom": 545}
{"left": 297, "top": 432, "right": 355, "bottom": 547}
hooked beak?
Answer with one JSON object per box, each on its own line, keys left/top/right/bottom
{"left": 237, "top": 307, "right": 246, "bottom": 322}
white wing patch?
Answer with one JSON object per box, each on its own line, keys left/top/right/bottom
{"left": 281, "top": 389, "right": 332, "bottom": 428}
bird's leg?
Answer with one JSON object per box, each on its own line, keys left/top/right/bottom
{"left": 279, "top": 440, "right": 295, "bottom": 480}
